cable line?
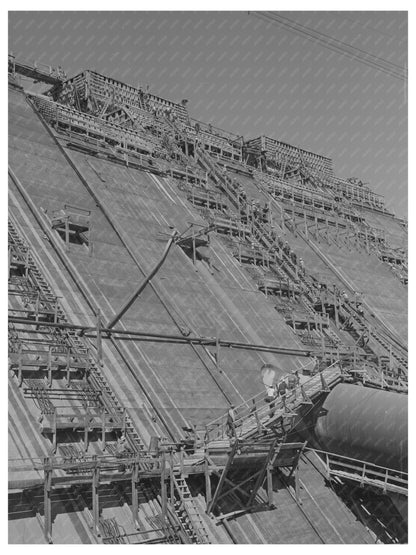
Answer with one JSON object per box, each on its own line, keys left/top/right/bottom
{"left": 250, "top": 12, "right": 407, "bottom": 82}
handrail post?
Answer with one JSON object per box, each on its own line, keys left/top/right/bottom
{"left": 384, "top": 468, "right": 389, "bottom": 493}
{"left": 325, "top": 452, "right": 330, "bottom": 479}
{"left": 361, "top": 462, "right": 366, "bottom": 486}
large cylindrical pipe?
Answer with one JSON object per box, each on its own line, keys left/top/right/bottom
{"left": 315, "top": 383, "right": 407, "bottom": 471}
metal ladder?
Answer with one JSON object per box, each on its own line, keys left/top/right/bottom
{"left": 8, "top": 217, "right": 148, "bottom": 455}
{"left": 338, "top": 300, "right": 407, "bottom": 372}
{"left": 171, "top": 474, "right": 211, "bottom": 544}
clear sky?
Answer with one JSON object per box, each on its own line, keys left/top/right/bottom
{"left": 9, "top": 11, "right": 408, "bottom": 217}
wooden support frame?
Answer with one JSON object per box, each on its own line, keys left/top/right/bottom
{"left": 206, "top": 440, "right": 239, "bottom": 514}
{"left": 266, "top": 460, "right": 274, "bottom": 505}
{"left": 169, "top": 450, "right": 175, "bottom": 505}
{"left": 160, "top": 450, "right": 168, "bottom": 527}
{"left": 100, "top": 410, "right": 107, "bottom": 451}
{"left": 213, "top": 470, "right": 259, "bottom": 504}
{"left": 204, "top": 453, "right": 212, "bottom": 506}
{"left": 64, "top": 216, "right": 70, "bottom": 252}
{"left": 286, "top": 441, "right": 307, "bottom": 503}
{"left": 92, "top": 458, "right": 100, "bottom": 537}
{"left": 300, "top": 385, "right": 313, "bottom": 405}
{"left": 43, "top": 461, "right": 53, "bottom": 543}
{"left": 96, "top": 309, "right": 102, "bottom": 365}
{"left": 51, "top": 411, "right": 57, "bottom": 454}
{"left": 247, "top": 440, "right": 279, "bottom": 506}
{"left": 131, "top": 459, "right": 140, "bottom": 529}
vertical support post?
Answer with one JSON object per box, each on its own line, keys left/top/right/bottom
{"left": 192, "top": 232, "right": 196, "bottom": 268}
{"left": 25, "top": 250, "right": 30, "bottom": 278}
{"left": 92, "top": 457, "right": 100, "bottom": 537}
{"left": 8, "top": 245, "right": 11, "bottom": 280}
{"left": 204, "top": 452, "right": 212, "bottom": 508}
{"left": 160, "top": 450, "right": 167, "bottom": 526}
{"left": 361, "top": 463, "right": 366, "bottom": 486}
{"left": 334, "top": 287, "right": 339, "bottom": 328}
{"left": 65, "top": 216, "right": 70, "bottom": 252}
{"left": 52, "top": 411, "right": 57, "bottom": 454}
{"left": 96, "top": 309, "right": 102, "bottom": 365}
{"left": 215, "top": 330, "right": 220, "bottom": 368}
{"left": 53, "top": 300, "right": 58, "bottom": 324}
{"left": 131, "top": 458, "right": 140, "bottom": 529}
{"left": 101, "top": 410, "right": 106, "bottom": 451}
{"left": 389, "top": 344, "right": 393, "bottom": 373}
{"left": 17, "top": 343, "right": 23, "bottom": 387}
{"left": 122, "top": 409, "right": 126, "bottom": 436}
{"left": 292, "top": 205, "right": 295, "bottom": 236}
{"left": 66, "top": 348, "right": 71, "bottom": 386}
{"left": 84, "top": 415, "right": 89, "bottom": 452}
{"left": 48, "top": 346, "right": 52, "bottom": 388}
{"left": 88, "top": 219, "right": 93, "bottom": 256}
{"left": 44, "top": 459, "right": 53, "bottom": 543}
{"left": 320, "top": 318, "right": 325, "bottom": 354}
{"left": 35, "top": 291, "right": 40, "bottom": 324}
{"left": 294, "top": 465, "right": 300, "bottom": 503}
{"left": 169, "top": 449, "right": 175, "bottom": 505}
{"left": 266, "top": 463, "right": 273, "bottom": 506}
{"left": 325, "top": 452, "right": 330, "bottom": 480}
{"left": 179, "top": 445, "right": 185, "bottom": 477}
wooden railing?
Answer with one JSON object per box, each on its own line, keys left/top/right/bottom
{"left": 206, "top": 363, "right": 343, "bottom": 442}
{"left": 309, "top": 448, "right": 407, "bottom": 496}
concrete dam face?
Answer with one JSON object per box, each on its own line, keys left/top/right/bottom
{"left": 8, "top": 33, "right": 407, "bottom": 545}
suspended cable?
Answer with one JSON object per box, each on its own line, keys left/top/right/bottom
{"left": 255, "top": 11, "right": 405, "bottom": 80}
{"left": 270, "top": 11, "right": 405, "bottom": 72}
{"left": 250, "top": 12, "right": 407, "bottom": 82}
{"left": 255, "top": 11, "right": 407, "bottom": 80}
{"left": 252, "top": 11, "right": 405, "bottom": 79}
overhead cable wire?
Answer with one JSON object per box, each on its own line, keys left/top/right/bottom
{"left": 250, "top": 11, "right": 407, "bottom": 82}
{"left": 253, "top": 11, "right": 406, "bottom": 80}
{"left": 252, "top": 11, "right": 406, "bottom": 80}
{"left": 270, "top": 11, "right": 405, "bottom": 73}
{"left": 254, "top": 11, "right": 407, "bottom": 81}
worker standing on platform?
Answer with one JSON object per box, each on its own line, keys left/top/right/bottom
{"left": 226, "top": 405, "right": 236, "bottom": 438}
{"left": 356, "top": 302, "right": 364, "bottom": 317}
{"left": 291, "top": 251, "right": 297, "bottom": 266}
{"left": 294, "top": 369, "right": 300, "bottom": 386}
{"left": 262, "top": 203, "right": 270, "bottom": 223}
{"left": 116, "top": 432, "right": 127, "bottom": 456}
{"left": 253, "top": 201, "right": 261, "bottom": 221}
{"left": 278, "top": 379, "right": 288, "bottom": 398}
{"left": 283, "top": 241, "right": 291, "bottom": 256}
{"left": 265, "top": 384, "right": 277, "bottom": 418}
{"left": 265, "top": 383, "right": 276, "bottom": 402}
{"left": 287, "top": 372, "right": 298, "bottom": 390}
{"left": 358, "top": 330, "right": 369, "bottom": 348}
